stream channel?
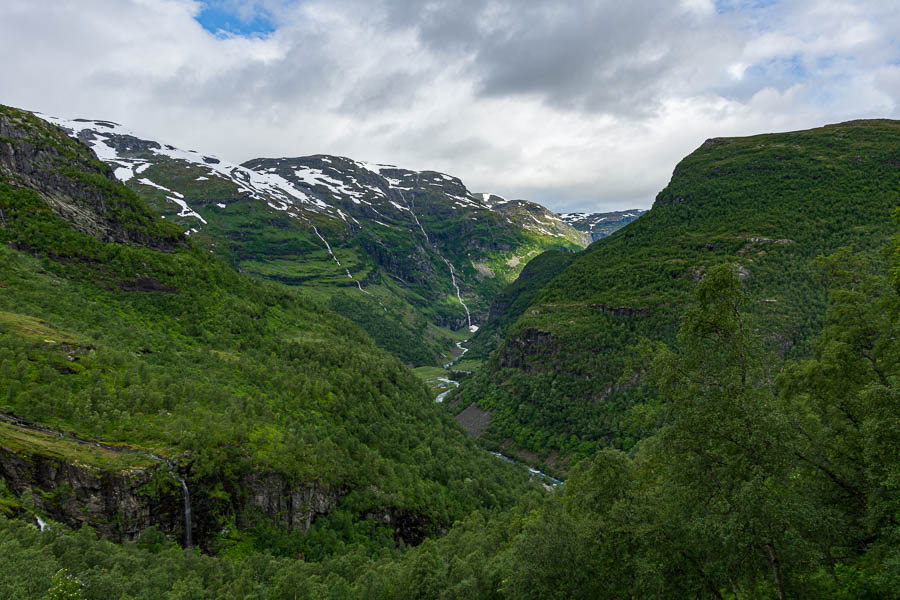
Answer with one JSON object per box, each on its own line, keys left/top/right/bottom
{"left": 436, "top": 341, "right": 562, "bottom": 487}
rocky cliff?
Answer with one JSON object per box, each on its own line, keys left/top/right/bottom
{"left": 0, "top": 417, "right": 342, "bottom": 548}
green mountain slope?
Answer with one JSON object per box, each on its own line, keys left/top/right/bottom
{"left": 0, "top": 104, "right": 536, "bottom": 553}
{"left": 460, "top": 119, "right": 900, "bottom": 469}
{"left": 2, "top": 106, "right": 898, "bottom": 599}
{"left": 38, "top": 115, "right": 584, "bottom": 366}
{"left": 464, "top": 249, "right": 578, "bottom": 362}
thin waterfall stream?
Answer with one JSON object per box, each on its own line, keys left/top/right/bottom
{"left": 312, "top": 225, "right": 379, "bottom": 302}
{"left": 148, "top": 453, "right": 192, "bottom": 548}
{"left": 399, "top": 188, "right": 477, "bottom": 332}
{"left": 179, "top": 476, "right": 192, "bottom": 548}
{"left": 0, "top": 412, "right": 194, "bottom": 546}
{"left": 312, "top": 226, "right": 341, "bottom": 266}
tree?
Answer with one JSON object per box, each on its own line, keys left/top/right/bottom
{"left": 640, "top": 264, "right": 833, "bottom": 598}
{"left": 46, "top": 569, "right": 85, "bottom": 600}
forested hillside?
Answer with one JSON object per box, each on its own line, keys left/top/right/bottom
{"left": 4, "top": 255, "right": 899, "bottom": 599}
{"left": 2, "top": 103, "right": 899, "bottom": 599}
{"left": 460, "top": 119, "right": 900, "bottom": 470}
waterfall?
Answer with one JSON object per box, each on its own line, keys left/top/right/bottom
{"left": 399, "top": 189, "right": 476, "bottom": 331}
{"left": 177, "top": 476, "right": 192, "bottom": 548}
{"left": 0, "top": 414, "right": 195, "bottom": 546}
{"left": 312, "top": 226, "right": 377, "bottom": 300}
{"left": 312, "top": 226, "right": 341, "bottom": 266}
{"left": 440, "top": 257, "right": 473, "bottom": 331}
{"left": 148, "top": 454, "right": 192, "bottom": 548}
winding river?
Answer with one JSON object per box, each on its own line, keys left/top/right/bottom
{"left": 434, "top": 342, "right": 563, "bottom": 487}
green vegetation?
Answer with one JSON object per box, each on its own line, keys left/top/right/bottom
{"left": 196, "top": 195, "right": 579, "bottom": 366}
{"left": 103, "top": 145, "right": 584, "bottom": 366}
{"left": 0, "top": 422, "right": 155, "bottom": 472}
{"left": 461, "top": 119, "right": 900, "bottom": 470}
{"left": 0, "top": 105, "right": 537, "bottom": 557}
{"left": 466, "top": 249, "right": 577, "bottom": 360}
{"left": 4, "top": 250, "right": 900, "bottom": 598}
{"left": 4, "top": 104, "right": 899, "bottom": 598}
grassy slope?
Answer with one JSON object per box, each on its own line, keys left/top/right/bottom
{"left": 459, "top": 119, "right": 900, "bottom": 470}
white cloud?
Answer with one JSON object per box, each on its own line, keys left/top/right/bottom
{"left": 1, "top": 0, "right": 899, "bottom": 213}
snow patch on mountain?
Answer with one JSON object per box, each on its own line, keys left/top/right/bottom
{"left": 39, "top": 114, "right": 329, "bottom": 230}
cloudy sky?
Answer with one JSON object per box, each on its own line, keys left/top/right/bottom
{"left": 2, "top": 1, "right": 899, "bottom": 212}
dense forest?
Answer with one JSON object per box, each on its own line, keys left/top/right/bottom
{"left": 2, "top": 104, "right": 899, "bottom": 598}
{"left": 4, "top": 250, "right": 900, "bottom": 598}
{"left": 0, "top": 105, "right": 536, "bottom": 564}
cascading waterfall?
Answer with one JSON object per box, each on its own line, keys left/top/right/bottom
{"left": 178, "top": 476, "right": 193, "bottom": 548}
{"left": 441, "top": 257, "right": 473, "bottom": 331}
{"left": 312, "top": 226, "right": 341, "bottom": 266}
{"left": 149, "top": 454, "right": 192, "bottom": 548}
{"left": 0, "top": 413, "right": 195, "bottom": 545}
{"left": 399, "top": 188, "right": 477, "bottom": 332}
{"left": 312, "top": 226, "right": 377, "bottom": 300}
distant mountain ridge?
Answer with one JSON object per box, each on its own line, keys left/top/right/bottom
{"left": 559, "top": 209, "right": 646, "bottom": 242}
{"left": 40, "top": 114, "right": 584, "bottom": 365}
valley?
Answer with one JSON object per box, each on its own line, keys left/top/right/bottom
{"left": 2, "top": 104, "right": 899, "bottom": 598}
{"left": 38, "top": 114, "right": 588, "bottom": 366}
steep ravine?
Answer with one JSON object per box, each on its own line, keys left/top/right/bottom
{"left": 435, "top": 344, "right": 561, "bottom": 486}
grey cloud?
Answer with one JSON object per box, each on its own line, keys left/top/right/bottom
{"left": 378, "top": 0, "right": 744, "bottom": 115}
{"left": 4, "top": 0, "right": 900, "bottom": 214}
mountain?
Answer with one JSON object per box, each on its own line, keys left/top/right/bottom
{"left": 37, "top": 115, "right": 584, "bottom": 366}
{"left": 458, "top": 119, "right": 900, "bottom": 472}
{"left": 3, "top": 105, "right": 898, "bottom": 598}
{"left": 559, "top": 209, "right": 646, "bottom": 242}
{"left": 0, "top": 104, "right": 537, "bottom": 553}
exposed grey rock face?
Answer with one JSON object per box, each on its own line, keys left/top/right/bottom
{"left": 0, "top": 446, "right": 168, "bottom": 542}
{"left": 243, "top": 474, "right": 342, "bottom": 531}
{"left": 0, "top": 441, "right": 344, "bottom": 547}
{"left": 0, "top": 409, "right": 343, "bottom": 548}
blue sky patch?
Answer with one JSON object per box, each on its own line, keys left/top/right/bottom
{"left": 714, "top": 0, "right": 778, "bottom": 13}
{"left": 195, "top": 2, "right": 277, "bottom": 38}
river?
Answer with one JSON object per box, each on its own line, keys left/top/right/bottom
{"left": 434, "top": 341, "right": 562, "bottom": 487}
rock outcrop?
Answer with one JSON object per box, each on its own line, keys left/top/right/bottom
{"left": 0, "top": 445, "right": 178, "bottom": 542}
{"left": 0, "top": 106, "right": 183, "bottom": 250}
{"left": 242, "top": 474, "right": 342, "bottom": 531}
